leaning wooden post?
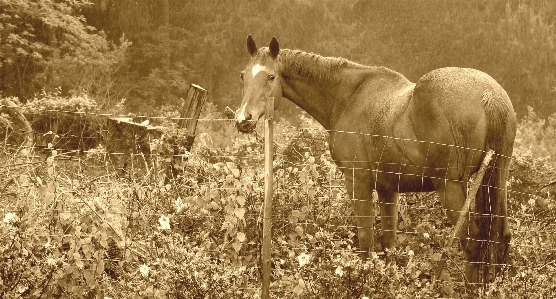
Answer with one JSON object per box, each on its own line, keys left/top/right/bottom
{"left": 262, "top": 97, "right": 274, "bottom": 299}
{"left": 166, "top": 84, "right": 207, "bottom": 178}
{"left": 435, "top": 150, "right": 494, "bottom": 281}
{"left": 179, "top": 84, "right": 208, "bottom": 150}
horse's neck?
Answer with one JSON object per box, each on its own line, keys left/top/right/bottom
{"left": 281, "top": 66, "right": 406, "bottom": 129}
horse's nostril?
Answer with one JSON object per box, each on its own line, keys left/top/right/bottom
{"left": 246, "top": 114, "right": 252, "bottom": 121}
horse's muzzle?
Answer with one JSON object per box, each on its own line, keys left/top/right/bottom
{"left": 235, "top": 119, "right": 257, "bottom": 133}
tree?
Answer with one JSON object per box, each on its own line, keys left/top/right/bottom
{"left": 0, "top": 0, "right": 118, "bottom": 102}
{"left": 351, "top": 0, "right": 556, "bottom": 117}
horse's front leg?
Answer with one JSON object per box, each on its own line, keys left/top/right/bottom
{"left": 344, "top": 171, "right": 376, "bottom": 258}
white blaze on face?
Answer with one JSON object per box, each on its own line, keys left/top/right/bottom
{"left": 237, "top": 64, "right": 267, "bottom": 123}
{"left": 236, "top": 103, "right": 248, "bottom": 122}
{"left": 251, "top": 64, "right": 266, "bottom": 77}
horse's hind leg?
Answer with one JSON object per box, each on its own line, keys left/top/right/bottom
{"left": 377, "top": 188, "right": 399, "bottom": 253}
{"left": 435, "top": 180, "right": 482, "bottom": 284}
{"left": 345, "top": 172, "right": 376, "bottom": 258}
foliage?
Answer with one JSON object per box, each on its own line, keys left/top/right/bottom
{"left": 25, "top": 88, "right": 98, "bottom": 112}
{"left": 19, "top": 92, "right": 106, "bottom": 151}
{"left": 0, "top": 97, "right": 22, "bottom": 132}
{"left": 2, "top": 0, "right": 555, "bottom": 120}
{"left": 1, "top": 111, "right": 556, "bottom": 298}
{"left": 514, "top": 106, "right": 556, "bottom": 165}
{"left": 44, "top": 35, "right": 131, "bottom": 110}
{"left": 66, "top": 0, "right": 556, "bottom": 121}
{"left": 0, "top": 0, "right": 123, "bottom": 104}
{"left": 350, "top": 0, "right": 556, "bottom": 118}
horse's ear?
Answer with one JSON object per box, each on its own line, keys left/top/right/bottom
{"left": 269, "top": 36, "right": 280, "bottom": 58}
{"left": 247, "top": 34, "right": 257, "bottom": 56}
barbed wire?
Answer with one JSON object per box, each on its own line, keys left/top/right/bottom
{"left": 1, "top": 147, "right": 553, "bottom": 219}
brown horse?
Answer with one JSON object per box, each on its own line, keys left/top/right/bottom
{"left": 235, "top": 35, "right": 516, "bottom": 284}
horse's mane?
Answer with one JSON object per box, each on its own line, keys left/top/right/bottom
{"left": 257, "top": 48, "right": 370, "bottom": 83}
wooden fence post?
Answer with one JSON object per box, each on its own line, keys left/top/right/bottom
{"left": 262, "top": 97, "right": 274, "bottom": 299}
{"left": 179, "top": 84, "right": 208, "bottom": 150}
{"left": 435, "top": 150, "right": 495, "bottom": 283}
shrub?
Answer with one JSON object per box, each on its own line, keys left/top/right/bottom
{"left": 1, "top": 111, "right": 555, "bottom": 298}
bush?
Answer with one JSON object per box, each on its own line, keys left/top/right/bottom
{"left": 514, "top": 106, "right": 556, "bottom": 166}
{"left": 1, "top": 111, "right": 556, "bottom": 298}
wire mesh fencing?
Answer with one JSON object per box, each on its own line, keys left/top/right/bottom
{"left": 0, "top": 104, "right": 555, "bottom": 298}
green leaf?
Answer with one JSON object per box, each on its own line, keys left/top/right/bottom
{"left": 100, "top": 238, "right": 108, "bottom": 249}
{"left": 83, "top": 269, "right": 94, "bottom": 286}
{"left": 209, "top": 189, "right": 219, "bottom": 199}
{"left": 47, "top": 181, "right": 56, "bottom": 193}
{"left": 209, "top": 201, "right": 219, "bottom": 210}
{"left": 232, "top": 241, "right": 242, "bottom": 252}
{"left": 97, "top": 260, "right": 105, "bottom": 275}
{"left": 441, "top": 282, "right": 455, "bottom": 295}
{"left": 431, "top": 252, "right": 443, "bottom": 262}
{"left": 295, "top": 225, "right": 304, "bottom": 236}
{"left": 44, "top": 193, "right": 55, "bottom": 205}
{"left": 293, "top": 279, "right": 305, "bottom": 296}
{"left": 439, "top": 269, "right": 451, "bottom": 281}
{"left": 37, "top": 185, "right": 47, "bottom": 196}
{"left": 237, "top": 232, "right": 246, "bottom": 242}
{"left": 236, "top": 195, "right": 246, "bottom": 206}
{"left": 74, "top": 252, "right": 84, "bottom": 269}
{"left": 234, "top": 207, "right": 245, "bottom": 219}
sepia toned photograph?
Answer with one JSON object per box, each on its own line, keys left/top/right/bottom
{"left": 1, "top": 0, "right": 555, "bottom": 298}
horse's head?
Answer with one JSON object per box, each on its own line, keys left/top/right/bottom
{"left": 235, "top": 35, "right": 282, "bottom": 133}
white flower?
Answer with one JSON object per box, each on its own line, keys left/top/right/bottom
{"left": 46, "top": 257, "right": 57, "bottom": 267}
{"left": 371, "top": 252, "right": 379, "bottom": 259}
{"left": 158, "top": 215, "right": 171, "bottom": 230}
{"left": 2, "top": 212, "right": 19, "bottom": 225}
{"left": 335, "top": 266, "right": 344, "bottom": 277}
{"left": 363, "top": 262, "right": 369, "bottom": 270}
{"left": 139, "top": 264, "right": 150, "bottom": 277}
{"left": 362, "top": 297, "right": 370, "bottom": 299}
{"left": 297, "top": 252, "right": 310, "bottom": 267}
{"left": 408, "top": 250, "right": 414, "bottom": 256}
{"left": 423, "top": 232, "right": 430, "bottom": 239}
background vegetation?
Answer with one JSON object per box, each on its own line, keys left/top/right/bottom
{"left": 1, "top": 0, "right": 555, "bottom": 119}
{"left": 1, "top": 104, "right": 555, "bottom": 298}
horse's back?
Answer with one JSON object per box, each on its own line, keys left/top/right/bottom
{"left": 395, "top": 67, "right": 515, "bottom": 180}
{"left": 410, "top": 67, "right": 514, "bottom": 145}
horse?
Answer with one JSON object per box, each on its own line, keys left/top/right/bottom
{"left": 235, "top": 35, "right": 516, "bottom": 284}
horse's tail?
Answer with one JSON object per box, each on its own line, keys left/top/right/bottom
{"left": 476, "top": 89, "right": 516, "bottom": 281}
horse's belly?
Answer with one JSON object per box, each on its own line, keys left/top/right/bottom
{"left": 398, "top": 175, "right": 436, "bottom": 192}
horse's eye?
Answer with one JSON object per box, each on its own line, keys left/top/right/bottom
{"left": 269, "top": 74, "right": 276, "bottom": 81}
{"left": 240, "top": 73, "right": 244, "bottom": 81}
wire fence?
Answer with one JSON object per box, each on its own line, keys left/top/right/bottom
{"left": 1, "top": 104, "right": 556, "bottom": 297}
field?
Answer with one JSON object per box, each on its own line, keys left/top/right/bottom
{"left": 1, "top": 104, "right": 556, "bottom": 298}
